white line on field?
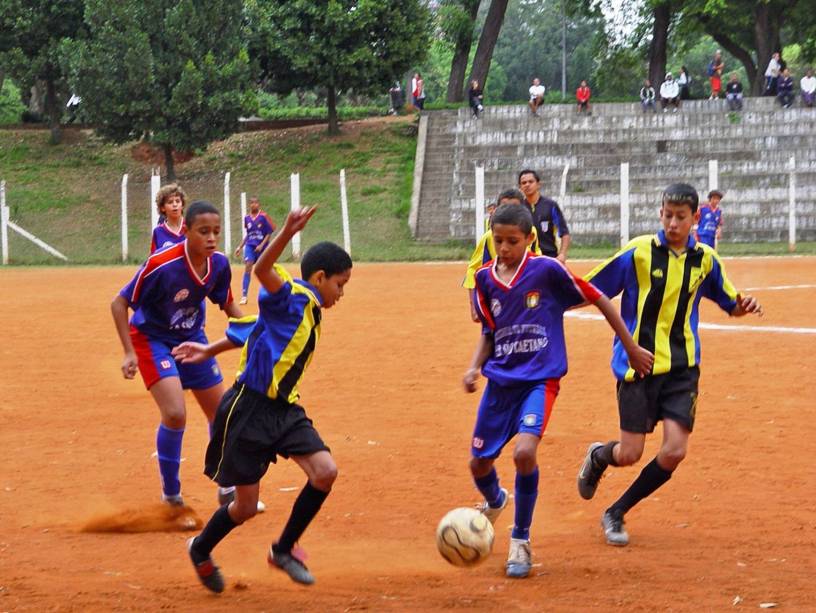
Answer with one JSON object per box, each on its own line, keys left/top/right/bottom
{"left": 565, "top": 311, "right": 816, "bottom": 334}
{"left": 741, "top": 284, "right": 816, "bottom": 291}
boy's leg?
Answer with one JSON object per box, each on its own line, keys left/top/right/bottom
{"left": 470, "top": 457, "right": 507, "bottom": 524}
{"left": 241, "top": 259, "right": 253, "bottom": 303}
{"left": 149, "top": 377, "right": 187, "bottom": 503}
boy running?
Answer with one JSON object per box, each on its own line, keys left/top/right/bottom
{"left": 464, "top": 204, "right": 653, "bottom": 578}
{"left": 576, "top": 183, "right": 762, "bottom": 546}
{"left": 175, "top": 207, "right": 352, "bottom": 592}
{"left": 234, "top": 197, "right": 276, "bottom": 304}
{"left": 695, "top": 190, "right": 724, "bottom": 249}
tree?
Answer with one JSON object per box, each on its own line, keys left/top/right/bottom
{"left": 64, "top": 0, "right": 256, "bottom": 180}
{"left": 647, "top": 1, "right": 674, "bottom": 89}
{"left": 0, "top": 0, "right": 85, "bottom": 143}
{"left": 439, "top": 0, "right": 482, "bottom": 102}
{"left": 251, "top": 0, "right": 432, "bottom": 135}
{"left": 469, "top": 0, "right": 510, "bottom": 90}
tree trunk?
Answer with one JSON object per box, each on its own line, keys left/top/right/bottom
{"left": 648, "top": 2, "right": 671, "bottom": 90}
{"left": 468, "top": 0, "right": 509, "bottom": 90}
{"left": 752, "top": 3, "right": 782, "bottom": 95}
{"left": 163, "top": 143, "right": 176, "bottom": 182}
{"left": 446, "top": 1, "right": 481, "bottom": 103}
{"left": 45, "top": 78, "right": 61, "bottom": 145}
{"left": 0, "top": 69, "right": 5, "bottom": 97}
{"left": 327, "top": 84, "right": 339, "bottom": 135}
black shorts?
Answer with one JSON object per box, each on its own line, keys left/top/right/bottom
{"left": 616, "top": 367, "right": 699, "bottom": 433}
{"left": 204, "top": 383, "right": 330, "bottom": 486}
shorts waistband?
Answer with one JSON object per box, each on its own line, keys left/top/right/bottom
{"left": 232, "top": 381, "right": 292, "bottom": 409}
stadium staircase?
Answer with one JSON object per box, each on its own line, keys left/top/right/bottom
{"left": 413, "top": 97, "right": 816, "bottom": 244}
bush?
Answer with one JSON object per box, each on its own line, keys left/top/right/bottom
{"left": 0, "top": 79, "right": 26, "bottom": 124}
{"left": 256, "top": 105, "right": 386, "bottom": 121}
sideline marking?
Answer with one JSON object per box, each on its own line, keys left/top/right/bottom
{"left": 742, "top": 284, "right": 816, "bottom": 291}
{"left": 565, "top": 311, "right": 816, "bottom": 335}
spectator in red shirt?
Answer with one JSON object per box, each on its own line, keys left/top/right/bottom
{"left": 576, "top": 80, "right": 591, "bottom": 114}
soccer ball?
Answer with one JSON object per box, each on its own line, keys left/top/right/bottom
{"left": 436, "top": 507, "right": 494, "bottom": 567}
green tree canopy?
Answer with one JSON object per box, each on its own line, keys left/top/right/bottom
{"left": 64, "top": 0, "right": 256, "bottom": 180}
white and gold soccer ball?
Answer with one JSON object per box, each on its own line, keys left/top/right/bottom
{"left": 435, "top": 507, "right": 494, "bottom": 567}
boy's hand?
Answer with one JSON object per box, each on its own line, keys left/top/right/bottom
{"left": 626, "top": 345, "right": 654, "bottom": 378}
{"left": 463, "top": 367, "right": 480, "bottom": 393}
{"left": 121, "top": 352, "right": 138, "bottom": 379}
{"left": 233, "top": 246, "right": 241, "bottom": 257}
{"left": 732, "top": 293, "right": 763, "bottom": 317}
{"left": 283, "top": 206, "right": 317, "bottom": 235}
{"left": 171, "top": 341, "right": 210, "bottom": 364}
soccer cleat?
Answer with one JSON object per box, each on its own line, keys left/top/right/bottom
{"left": 478, "top": 487, "right": 509, "bottom": 525}
{"left": 187, "top": 537, "right": 225, "bottom": 593}
{"left": 601, "top": 510, "right": 629, "bottom": 547}
{"left": 217, "top": 486, "right": 266, "bottom": 513}
{"left": 162, "top": 493, "right": 185, "bottom": 507}
{"left": 239, "top": 296, "right": 248, "bottom": 305}
{"left": 505, "top": 538, "right": 532, "bottom": 578}
{"left": 268, "top": 545, "right": 315, "bottom": 585}
{"left": 577, "top": 442, "right": 607, "bottom": 500}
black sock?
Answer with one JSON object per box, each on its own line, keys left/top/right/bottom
{"left": 608, "top": 457, "right": 672, "bottom": 516}
{"left": 191, "top": 504, "right": 239, "bottom": 562}
{"left": 273, "top": 482, "right": 329, "bottom": 554}
{"left": 592, "top": 440, "right": 620, "bottom": 468}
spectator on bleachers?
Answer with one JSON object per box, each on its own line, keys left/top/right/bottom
{"left": 660, "top": 73, "right": 680, "bottom": 112}
{"left": 777, "top": 67, "right": 795, "bottom": 108}
{"left": 528, "top": 78, "right": 546, "bottom": 116}
{"left": 708, "top": 50, "right": 724, "bottom": 99}
{"left": 764, "top": 52, "right": 782, "bottom": 96}
{"left": 640, "top": 79, "right": 657, "bottom": 113}
{"left": 468, "top": 80, "right": 484, "bottom": 119}
{"left": 388, "top": 82, "right": 404, "bottom": 115}
{"left": 725, "top": 73, "right": 744, "bottom": 111}
{"left": 678, "top": 66, "right": 692, "bottom": 100}
{"left": 801, "top": 68, "right": 815, "bottom": 108}
{"left": 576, "top": 80, "right": 591, "bottom": 114}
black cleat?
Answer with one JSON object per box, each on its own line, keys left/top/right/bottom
{"left": 188, "top": 537, "right": 225, "bottom": 593}
{"left": 577, "top": 442, "right": 607, "bottom": 500}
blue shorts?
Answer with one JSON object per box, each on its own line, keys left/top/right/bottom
{"left": 696, "top": 234, "right": 716, "bottom": 248}
{"left": 130, "top": 327, "right": 223, "bottom": 390}
{"left": 243, "top": 242, "right": 266, "bottom": 263}
{"left": 471, "top": 379, "right": 560, "bottom": 459}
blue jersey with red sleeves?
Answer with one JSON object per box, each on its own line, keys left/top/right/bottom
{"left": 697, "top": 206, "right": 722, "bottom": 239}
{"left": 150, "top": 222, "right": 186, "bottom": 253}
{"left": 244, "top": 212, "right": 276, "bottom": 247}
{"left": 119, "top": 241, "right": 234, "bottom": 343}
{"left": 473, "top": 252, "right": 601, "bottom": 386}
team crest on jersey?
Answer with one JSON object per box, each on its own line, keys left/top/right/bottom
{"left": 490, "top": 299, "right": 502, "bottom": 317}
{"left": 472, "top": 437, "right": 484, "bottom": 449}
{"left": 525, "top": 291, "right": 540, "bottom": 309}
{"left": 173, "top": 289, "right": 190, "bottom": 302}
{"left": 523, "top": 414, "right": 537, "bottom": 427}
{"left": 651, "top": 268, "right": 664, "bottom": 279}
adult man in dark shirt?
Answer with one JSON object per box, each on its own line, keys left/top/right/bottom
{"left": 517, "top": 169, "right": 571, "bottom": 262}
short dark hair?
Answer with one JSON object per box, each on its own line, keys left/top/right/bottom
{"left": 708, "top": 190, "right": 724, "bottom": 200}
{"left": 496, "top": 188, "right": 525, "bottom": 205}
{"left": 491, "top": 203, "right": 534, "bottom": 235}
{"left": 662, "top": 183, "right": 699, "bottom": 212}
{"left": 185, "top": 200, "right": 220, "bottom": 227}
{"left": 517, "top": 169, "right": 540, "bottom": 183}
{"left": 301, "top": 241, "right": 352, "bottom": 282}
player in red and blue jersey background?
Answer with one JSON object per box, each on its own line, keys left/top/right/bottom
{"left": 150, "top": 184, "right": 187, "bottom": 253}
{"left": 112, "top": 201, "right": 244, "bottom": 507}
{"left": 463, "top": 204, "right": 653, "bottom": 579}
{"left": 234, "top": 196, "right": 277, "bottom": 304}
{"left": 695, "top": 189, "right": 724, "bottom": 249}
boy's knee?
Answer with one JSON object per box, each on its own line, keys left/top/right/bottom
{"left": 616, "top": 445, "right": 643, "bottom": 466}
{"left": 469, "top": 456, "right": 493, "bottom": 477}
{"left": 230, "top": 500, "right": 257, "bottom": 523}
{"left": 161, "top": 410, "right": 186, "bottom": 430}
{"left": 658, "top": 445, "right": 687, "bottom": 469}
{"left": 311, "top": 463, "right": 338, "bottom": 492}
{"left": 512, "top": 447, "right": 536, "bottom": 473}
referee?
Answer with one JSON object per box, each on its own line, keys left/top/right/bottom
{"left": 518, "top": 169, "right": 571, "bottom": 261}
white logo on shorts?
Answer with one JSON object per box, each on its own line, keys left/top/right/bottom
{"left": 472, "top": 437, "right": 484, "bottom": 449}
{"left": 523, "top": 414, "right": 537, "bottom": 427}
{"left": 160, "top": 359, "right": 172, "bottom": 370}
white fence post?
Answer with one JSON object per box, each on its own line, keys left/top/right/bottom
{"left": 1, "top": 181, "right": 8, "bottom": 265}
{"left": 708, "top": 159, "right": 719, "bottom": 192}
{"left": 788, "top": 155, "right": 796, "bottom": 252}
{"left": 223, "top": 171, "right": 231, "bottom": 254}
{"left": 474, "top": 165, "right": 485, "bottom": 239}
{"left": 559, "top": 163, "right": 570, "bottom": 200}
{"left": 240, "top": 192, "right": 247, "bottom": 239}
{"left": 121, "top": 174, "right": 128, "bottom": 262}
{"left": 150, "top": 170, "right": 160, "bottom": 230}
{"left": 290, "top": 173, "right": 301, "bottom": 259}
{"left": 620, "top": 162, "right": 630, "bottom": 246}
{"left": 339, "top": 169, "right": 351, "bottom": 255}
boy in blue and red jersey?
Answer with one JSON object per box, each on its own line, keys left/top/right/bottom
{"left": 695, "top": 189, "right": 724, "bottom": 249}
{"left": 150, "top": 184, "right": 187, "bottom": 253}
{"left": 464, "top": 204, "right": 653, "bottom": 579}
{"left": 234, "top": 196, "right": 277, "bottom": 304}
{"left": 112, "top": 201, "right": 245, "bottom": 507}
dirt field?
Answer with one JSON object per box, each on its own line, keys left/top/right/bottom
{"left": 1, "top": 259, "right": 814, "bottom": 611}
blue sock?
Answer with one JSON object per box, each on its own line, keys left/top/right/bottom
{"left": 474, "top": 467, "right": 504, "bottom": 508}
{"left": 156, "top": 424, "right": 184, "bottom": 497}
{"left": 242, "top": 271, "right": 250, "bottom": 296}
{"left": 512, "top": 468, "right": 539, "bottom": 541}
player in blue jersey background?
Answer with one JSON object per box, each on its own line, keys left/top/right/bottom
{"left": 695, "top": 189, "right": 724, "bottom": 249}
{"left": 233, "top": 196, "right": 277, "bottom": 304}
{"left": 112, "top": 201, "right": 244, "bottom": 508}
{"left": 464, "top": 204, "right": 653, "bottom": 578}
{"left": 150, "top": 184, "right": 187, "bottom": 254}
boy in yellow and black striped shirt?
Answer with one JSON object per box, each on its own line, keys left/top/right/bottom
{"left": 575, "top": 183, "right": 762, "bottom": 547}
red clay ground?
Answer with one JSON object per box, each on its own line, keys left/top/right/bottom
{"left": 1, "top": 258, "right": 814, "bottom": 611}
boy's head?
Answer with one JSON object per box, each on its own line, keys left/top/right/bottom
{"left": 156, "top": 183, "right": 187, "bottom": 219}
{"left": 707, "top": 190, "right": 724, "bottom": 207}
{"left": 301, "top": 241, "right": 352, "bottom": 308}
{"left": 660, "top": 183, "right": 699, "bottom": 248}
{"left": 495, "top": 188, "right": 525, "bottom": 207}
{"left": 249, "top": 197, "right": 260, "bottom": 213}
{"left": 184, "top": 201, "right": 221, "bottom": 255}
{"left": 491, "top": 203, "right": 534, "bottom": 267}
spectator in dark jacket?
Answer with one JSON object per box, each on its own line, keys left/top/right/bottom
{"left": 468, "top": 80, "right": 484, "bottom": 118}
{"left": 777, "top": 68, "right": 795, "bottom": 108}
{"left": 640, "top": 79, "right": 656, "bottom": 113}
{"left": 725, "top": 73, "right": 744, "bottom": 111}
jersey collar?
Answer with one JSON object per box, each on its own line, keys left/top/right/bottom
{"left": 183, "top": 240, "right": 211, "bottom": 285}
{"left": 655, "top": 230, "right": 698, "bottom": 252}
{"left": 294, "top": 278, "right": 323, "bottom": 307}
{"left": 489, "top": 250, "right": 532, "bottom": 290}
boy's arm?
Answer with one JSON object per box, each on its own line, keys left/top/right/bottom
{"left": 172, "top": 336, "right": 239, "bottom": 364}
{"left": 730, "top": 293, "right": 763, "bottom": 317}
{"left": 593, "top": 294, "right": 654, "bottom": 377}
{"left": 234, "top": 235, "right": 246, "bottom": 256}
{"left": 255, "top": 206, "right": 317, "bottom": 294}
{"left": 463, "top": 333, "right": 493, "bottom": 393}
{"left": 111, "top": 295, "right": 138, "bottom": 379}
{"left": 223, "top": 300, "right": 243, "bottom": 319}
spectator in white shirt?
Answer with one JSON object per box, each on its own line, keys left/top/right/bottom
{"left": 640, "top": 79, "right": 657, "bottom": 113}
{"left": 764, "top": 52, "right": 781, "bottom": 95}
{"left": 528, "top": 78, "right": 546, "bottom": 116}
{"left": 660, "top": 73, "right": 680, "bottom": 112}
{"left": 801, "top": 68, "right": 816, "bottom": 108}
